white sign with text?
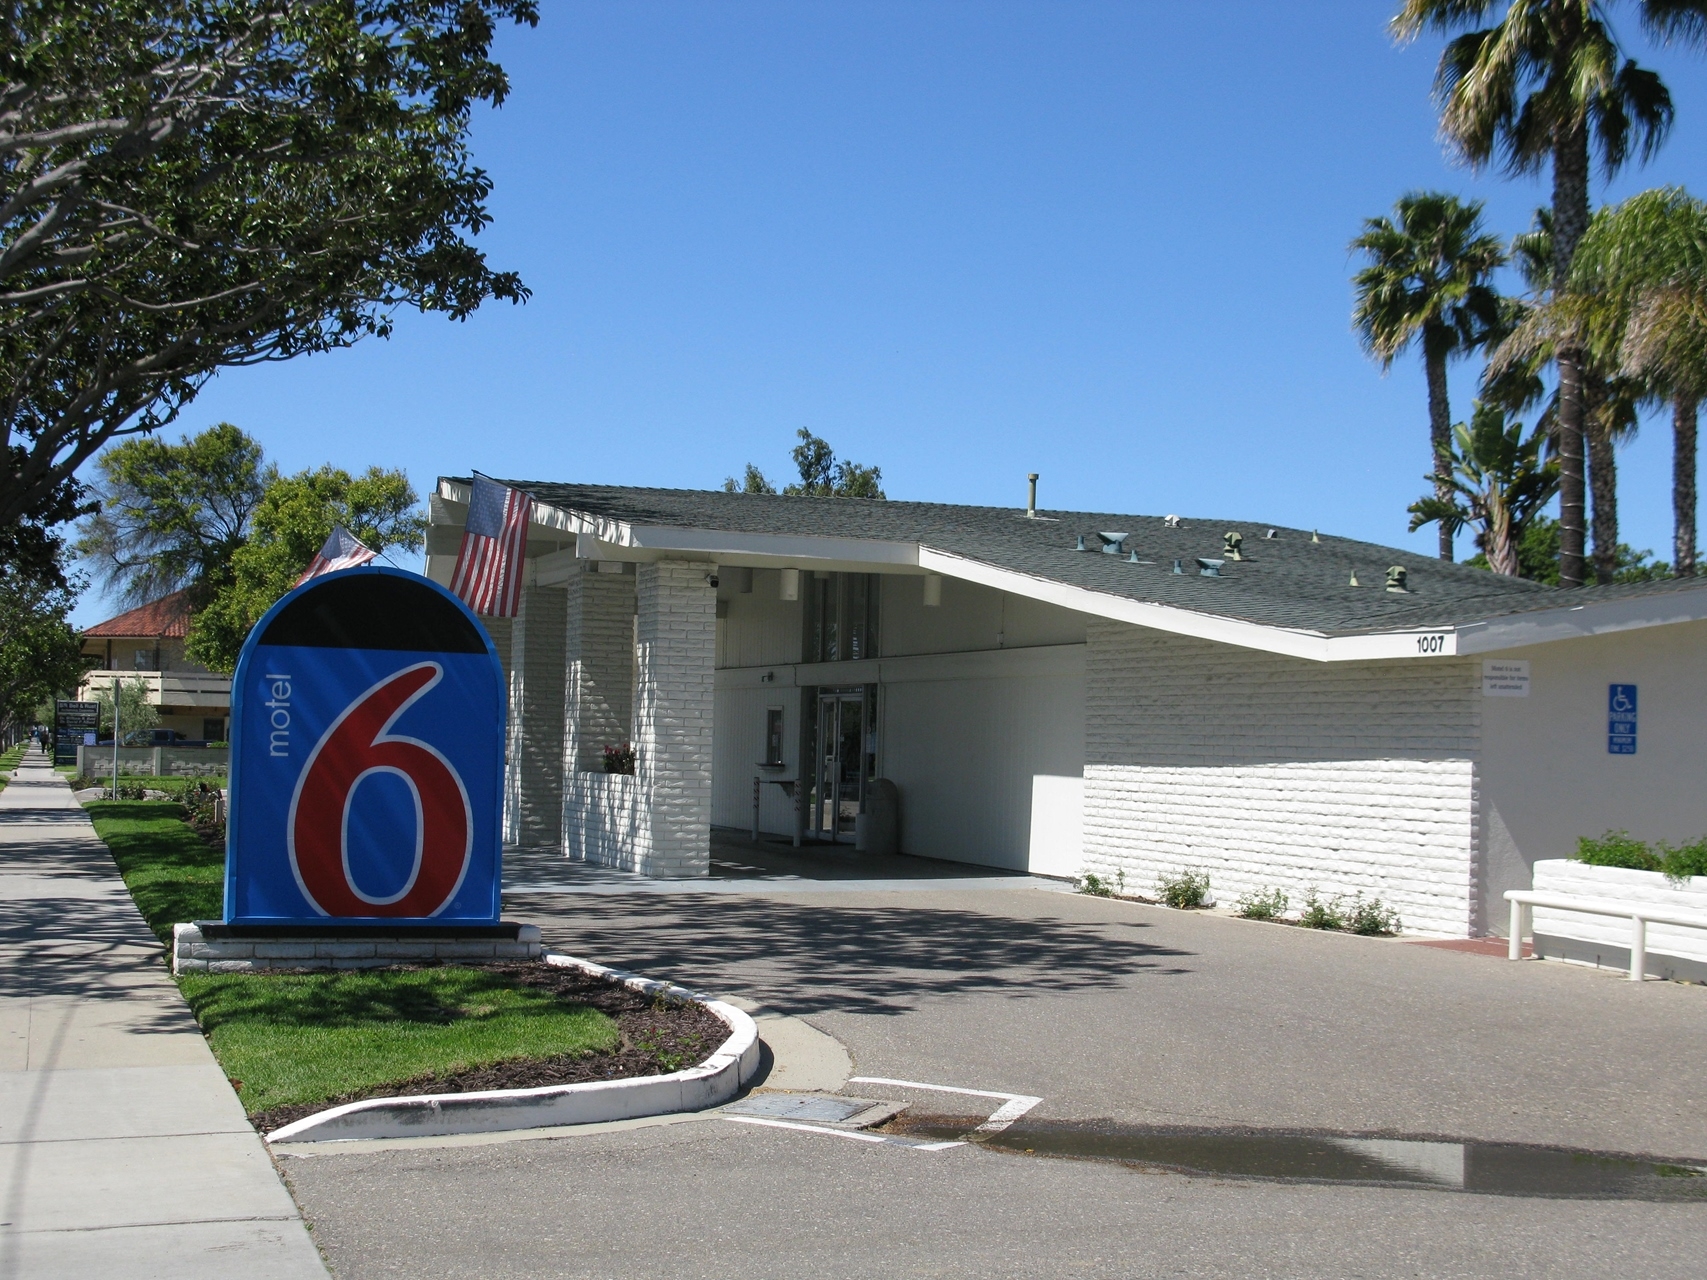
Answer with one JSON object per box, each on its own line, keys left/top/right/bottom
{"left": 1482, "top": 659, "right": 1531, "bottom": 697}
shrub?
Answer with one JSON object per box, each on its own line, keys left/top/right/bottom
{"left": 1576, "top": 830, "right": 1661, "bottom": 872}
{"left": 1076, "top": 870, "right": 1127, "bottom": 897}
{"left": 1077, "top": 872, "right": 1114, "bottom": 898}
{"left": 602, "top": 742, "right": 635, "bottom": 775}
{"left": 1157, "top": 868, "right": 1211, "bottom": 910}
{"left": 1298, "top": 890, "right": 1345, "bottom": 930}
{"left": 1658, "top": 838, "right": 1707, "bottom": 885}
{"left": 1234, "top": 887, "right": 1288, "bottom": 921}
{"left": 1344, "top": 895, "right": 1402, "bottom": 936}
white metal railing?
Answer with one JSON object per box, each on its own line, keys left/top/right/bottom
{"left": 1505, "top": 889, "right": 1707, "bottom": 982}
{"left": 79, "top": 670, "right": 231, "bottom": 705}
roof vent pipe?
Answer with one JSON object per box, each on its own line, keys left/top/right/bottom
{"left": 1027, "top": 473, "right": 1039, "bottom": 518}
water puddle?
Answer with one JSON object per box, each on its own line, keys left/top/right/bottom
{"left": 885, "top": 1117, "right": 1707, "bottom": 1200}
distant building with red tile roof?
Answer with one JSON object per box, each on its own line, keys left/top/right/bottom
{"left": 78, "top": 590, "right": 229, "bottom": 742}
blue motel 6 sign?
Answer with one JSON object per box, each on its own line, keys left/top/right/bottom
{"left": 224, "top": 566, "right": 505, "bottom": 925}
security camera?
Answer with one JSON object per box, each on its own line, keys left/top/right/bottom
{"left": 705, "top": 573, "right": 719, "bottom": 588}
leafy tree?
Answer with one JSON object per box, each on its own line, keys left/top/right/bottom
{"left": 0, "top": 561, "right": 83, "bottom": 739}
{"left": 726, "top": 430, "right": 887, "bottom": 499}
{"left": 0, "top": 0, "right": 537, "bottom": 533}
{"left": 1393, "top": 0, "right": 1706, "bottom": 585}
{"left": 784, "top": 429, "right": 886, "bottom": 498}
{"left": 723, "top": 464, "right": 777, "bottom": 494}
{"left": 1410, "top": 401, "right": 1559, "bottom": 574}
{"left": 74, "top": 423, "right": 273, "bottom": 608}
{"left": 93, "top": 675, "right": 159, "bottom": 744}
{"left": 1480, "top": 513, "right": 1670, "bottom": 582}
{"left": 1352, "top": 192, "right": 1506, "bottom": 560}
{"left": 1571, "top": 187, "right": 1707, "bottom": 575}
{"left": 186, "top": 465, "right": 426, "bottom": 671}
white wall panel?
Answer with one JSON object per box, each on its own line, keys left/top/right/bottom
{"left": 881, "top": 672, "right": 1084, "bottom": 870}
{"left": 713, "top": 685, "right": 800, "bottom": 834}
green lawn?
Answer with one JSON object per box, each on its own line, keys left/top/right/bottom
{"left": 85, "top": 800, "right": 223, "bottom": 941}
{"left": 83, "top": 799, "right": 618, "bottom": 1118}
{"left": 179, "top": 968, "right": 618, "bottom": 1114}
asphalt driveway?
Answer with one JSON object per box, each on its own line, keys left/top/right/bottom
{"left": 281, "top": 881, "right": 1707, "bottom": 1279}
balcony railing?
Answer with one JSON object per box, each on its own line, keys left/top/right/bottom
{"left": 79, "top": 670, "right": 231, "bottom": 708}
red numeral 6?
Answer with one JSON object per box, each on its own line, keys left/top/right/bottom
{"left": 288, "top": 662, "right": 471, "bottom": 917}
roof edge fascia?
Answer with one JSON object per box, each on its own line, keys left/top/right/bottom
{"left": 1454, "top": 586, "right": 1707, "bottom": 653}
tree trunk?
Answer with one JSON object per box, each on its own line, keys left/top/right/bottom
{"left": 1423, "top": 341, "right": 1454, "bottom": 561}
{"left": 1586, "top": 380, "right": 1618, "bottom": 585}
{"left": 1676, "top": 395, "right": 1698, "bottom": 577}
{"left": 1552, "top": 124, "right": 1592, "bottom": 588}
{"left": 1487, "top": 496, "right": 1518, "bottom": 577}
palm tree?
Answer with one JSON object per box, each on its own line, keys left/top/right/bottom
{"left": 1487, "top": 208, "right": 1648, "bottom": 583}
{"left": 1572, "top": 187, "right": 1707, "bottom": 575}
{"left": 1409, "top": 401, "right": 1560, "bottom": 575}
{"left": 1352, "top": 192, "right": 1506, "bottom": 560}
{"left": 1392, "top": 0, "right": 1703, "bottom": 585}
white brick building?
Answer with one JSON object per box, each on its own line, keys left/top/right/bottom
{"left": 428, "top": 478, "right": 1707, "bottom": 938}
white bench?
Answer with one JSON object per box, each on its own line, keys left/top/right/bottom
{"left": 1504, "top": 889, "right": 1707, "bottom": 982}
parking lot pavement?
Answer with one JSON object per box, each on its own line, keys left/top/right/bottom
{"left": 274, "top": 880, "right": 1707, "bottom": 1278}
{"left": 514, "top": 884, "right": 1707, "bottom": 1155}
{"left": 282, "top": 1105, "right": 1707, "bottom": 1280}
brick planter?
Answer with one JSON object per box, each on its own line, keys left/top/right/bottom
{"left": 171, "top": 921, "right": 542, "bottom": 974}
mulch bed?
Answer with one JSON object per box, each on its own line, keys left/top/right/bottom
{"left": 249, "top": 961, "right": 730, "bottom": 1134}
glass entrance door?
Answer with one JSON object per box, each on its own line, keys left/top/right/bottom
{"left": 812, "top": 688, "right": 870, "bottom": 843}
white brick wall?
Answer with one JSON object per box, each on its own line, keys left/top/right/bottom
{"left": 564, "top": 560, "right": 715, "bottom": 876}
{"left": 1082, "top": 622, "right": 1482, "bottom": 937}
{"left": 504, "top": 586, "right": 567, "bottom": 847}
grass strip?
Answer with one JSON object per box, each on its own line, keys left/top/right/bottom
{"left": 180, "top": 968, "right": 620, "bottom": 1114}
{"left": 0, "top": 744, "right": 24, "bottom": 790}
{"left": 82, "top": 799, "right": 622, "bottom": 1117}
{"left": 85, "top": 800, "right": 223, "bottom": 941}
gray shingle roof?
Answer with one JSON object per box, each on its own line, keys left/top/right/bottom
{"left": 474, "top": 480, "right": 1707, "bottom": 637}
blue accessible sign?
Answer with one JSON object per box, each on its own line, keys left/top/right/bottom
{"left": 1608, "top": 684, "right": 1638, "bottom": 756}
{"left": 225, "top": 566, "right": 505, "bottom": 925}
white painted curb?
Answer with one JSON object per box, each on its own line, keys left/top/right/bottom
{"left": 266, "top": 952, "right": 760, "bottom": 1143}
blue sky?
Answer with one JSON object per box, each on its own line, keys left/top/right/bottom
{"left": 73, "top": 1, "right": 1707, "bottom": 624}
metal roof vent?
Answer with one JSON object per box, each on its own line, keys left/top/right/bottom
{"left": 1196, "top": 558, "right": 1223, "bottom": 578}
{"left": 1098, "top": 531, "right": 1129, "bottom": 555}
{"left": 1075, "top": 534, "right": 1088, "bottom": 552}
{"left": 1386, "top": 566, "right": 1411, "bottom": 593}
{"left": 1222, "top": 531, "right": 1244, "bottom": 560}
{"left": 1348, "top": 570, "right": 1360, "bottom": 587}
{"left": 1171, "top": 558, "right": 1184, "bottom": 574}
{"left": 1312, "top": 529, "right": 1321, "bottom": 544}
{"left": 1264, "top": 528, "right": 1278, "bottom": 539}
{"left": 1163, "top": 514, "right": 1181, "bottom": 528}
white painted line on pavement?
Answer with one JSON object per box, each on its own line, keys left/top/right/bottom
{"left": 721, "top": 1114, "right": 966, "bottom": 1151}
{"left": 848, "top": 1076, "right": 1043, "bottom": 1133}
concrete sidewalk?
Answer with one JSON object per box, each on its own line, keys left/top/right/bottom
{"left": 0, "top": 746, "right": 326, "bottom": 1278}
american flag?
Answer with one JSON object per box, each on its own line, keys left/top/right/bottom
{"left": 449, "top": 475, "right": 531, "bottom": 616}
{"left": 296, "top": 524, "right": 377, "bottom": 586}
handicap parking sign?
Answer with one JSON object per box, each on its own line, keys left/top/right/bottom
{"left": 224, "top": 567, "right": 505, "bottom": 925}
{"left": 1608, "top": 684, "right": 1637, "bottom": 755}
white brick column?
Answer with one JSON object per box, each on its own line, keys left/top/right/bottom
{"left": 563, "top": 569, "right": 637, "bottom": 772}
{"left": 503, "top": 586, "right": 567, "bottom": 848}
{"left": 631, "top": 560, "right": 716, "bottom": 876}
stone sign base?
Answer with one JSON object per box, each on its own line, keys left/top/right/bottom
{"left": 171, "top": 921, "right": 542, "bottom": 975}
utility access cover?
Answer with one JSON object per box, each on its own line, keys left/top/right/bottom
{"left": 723, "top": 1094, "right": 886, "bottom": 1125}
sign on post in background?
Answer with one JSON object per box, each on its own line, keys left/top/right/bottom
{"left": 225, "top": 567, "right": 505, "bottom": 925}
{"left": 54, "top": 700, "right": 98, "bottom": 766}
{"left": 1608, "top": 684, "right": 1638, "bottom": 756}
